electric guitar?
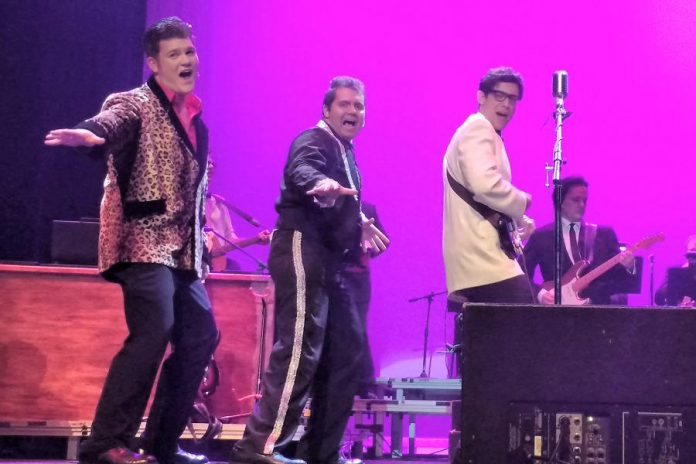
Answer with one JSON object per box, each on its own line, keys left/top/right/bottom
{"left": 208, "top": 232, "right": 271, "bottom": 272}
{"left": 493, "top": 214, "right": 523, "bottom": 260}
{"left": 541, "top": 232, "right": 665, "bottom": 305}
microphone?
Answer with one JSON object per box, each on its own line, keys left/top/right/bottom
{"left": 552, "top": 70, "right": 568, "bottom": 99}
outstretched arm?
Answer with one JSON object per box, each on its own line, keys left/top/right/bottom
{"left": 44, "top": 128, "right": 105, "bottom": 147}
{"left": 45, "top": 92, "right": 140, "bottom": 152}
{"left": 306, "top": 177, "right": 358, "bottom": 204}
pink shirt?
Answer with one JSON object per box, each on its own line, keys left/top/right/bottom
{"left": 156, "top": 77, "right": 202, "bottom": 152}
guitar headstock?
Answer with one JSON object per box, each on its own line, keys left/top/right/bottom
{"left": 630, "top": 232, "right": 666, "bottom": 252}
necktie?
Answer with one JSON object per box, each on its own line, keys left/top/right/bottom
{"left": 569, "top": 223, "right": 582, "bottom": 262}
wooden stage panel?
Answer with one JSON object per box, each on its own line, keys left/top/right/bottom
{"left": 0, "top": 264, "right": 273, "bottom": 423}
{"left": 205, "top": 273, "right": 274, "bottom": 420}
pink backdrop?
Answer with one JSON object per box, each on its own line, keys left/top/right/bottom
{"left": 148, "top": 0, "right": 696, "bottom": 378}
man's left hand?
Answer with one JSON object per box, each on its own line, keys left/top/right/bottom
{"left": 257, "top": 229, "right": 272, "bottom": 245}
{"left": 362, "top": 218, "right": 390, "bottom": 257}
{"left": 619, "top": 250, "right": 636, "bottom": 271}
{"left": 517, "top": 214, "right": 536, "bottom": 242}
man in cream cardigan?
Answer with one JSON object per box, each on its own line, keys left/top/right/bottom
{"left": 443, "top": 67, "right": 535, "bottom": 304}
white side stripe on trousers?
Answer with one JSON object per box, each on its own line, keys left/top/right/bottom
{"left": 264, "top": 230, "right": 306, "bottom": 454}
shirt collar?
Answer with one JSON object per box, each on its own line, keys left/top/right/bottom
{"left": 475, "top": 112, "right": 503, "bottom": 138}
{"left": 155, "top": 75, "right": 203, "bottom": 116}
{"left": 561, "top": 217, "right": 582, "bottom": 231}
{"left": 317, "top": 119, "right": 353, "bottom": 149}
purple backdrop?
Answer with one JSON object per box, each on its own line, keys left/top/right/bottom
{"left": 149, "top": 0, "right": 696, "bottom": 378}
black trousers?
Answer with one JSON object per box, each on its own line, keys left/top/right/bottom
{"left": 451, "top": 274, "right": 535, "bottom": 304}
{"left": 449, "top": 274, "right": 534, "bottom": 377}
{"left": 235, "top": 230, "right": 365, "bottom": 464}
{"left": 343, "top": 269, "right": 375, "bottom": 390}
{"left": 79, "top": 263, "right": 218, "bottom": 460}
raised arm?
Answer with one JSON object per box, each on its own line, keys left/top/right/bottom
{"left": 287, "top": 133, "right": 357, "bottom": 205}
{"left": 44, "top": 92, "right": 141, "bottom": 152}
{"left": 45, "top": 128, "right": 105, "bottom": 147}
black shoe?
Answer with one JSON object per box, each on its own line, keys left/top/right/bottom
{"left": 156, "top": 449, "right": 209, "bottom": 464}
{"left": 271, "top": 452, "right": 307, "bottom": 464}
{"left": 82, "top": 447, "right": 157, "bottom": 464}
{"left": 229, "top": 446, "right": 282, "bottom": 464}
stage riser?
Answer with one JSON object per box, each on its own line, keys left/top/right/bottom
{"left": 0, "top": 265, "right": 273, "bottom": 423}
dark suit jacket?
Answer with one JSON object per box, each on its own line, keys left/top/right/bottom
{"left": 523, "top": 222, "right": 636, "bottom": 305}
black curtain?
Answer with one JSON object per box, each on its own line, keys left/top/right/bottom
{"left": 0, "top": 0, "right": 146, "bottom": 262}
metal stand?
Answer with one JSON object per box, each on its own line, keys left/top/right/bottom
{"left": 552, "top": 99, "right": 567, "bottom": 304}
{"left": 408, "top": 290, "right": 447, "bottom": 378}
{"left": 649, "top": 254, "right": 655, "bottom": 306}
{"left": 545, "top": 71, "right": 570, "bottom": 304}
{"left": 256, "top": 297, "right": 268, "bottom": 396}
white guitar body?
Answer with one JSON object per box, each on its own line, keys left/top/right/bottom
{"left": 559, "top": 277, "right": 591, "bottom": 305}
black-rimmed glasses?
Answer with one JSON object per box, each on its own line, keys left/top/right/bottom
{"left": 489, "top": 90, "right": 520, "bottom": 104}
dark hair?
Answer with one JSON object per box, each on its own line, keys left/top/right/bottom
{"left": 479, "top": 67, "right": 524, "bottom": 100}
{"left": 322, "top": 76, "right": 365, "bottom": 110}
{"left": 554, "top": 176, "right": 589, "bottom": 206}
{"left": 143, "top": 17, "right": 193, "bottom": 58}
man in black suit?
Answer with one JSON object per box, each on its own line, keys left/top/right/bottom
{"left": 522, "top": 176, "right": 636, "bottom": 305}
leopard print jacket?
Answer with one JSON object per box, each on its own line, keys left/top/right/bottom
{"left": 79, "top": 77, "right": 208, "bottom": 278}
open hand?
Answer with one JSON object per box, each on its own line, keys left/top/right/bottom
{"left": 361, "top": 218, "right": 390, "bottom": 256}
{"left": 306, "top": 178, "right": 358, "bottom": 198}
{"left": 45, "top": 128, "right": 105, "bottom": 147}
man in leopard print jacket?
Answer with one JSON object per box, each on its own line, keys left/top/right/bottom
{"left": 45, "top": 17, "right": 217, "bottom": 464}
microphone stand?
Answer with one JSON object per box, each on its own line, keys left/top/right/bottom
{"left": 257, "top": 297, "right": 269, "bottom": 396}
{"left": 649, "top": 254, "right": 655, "bottom": 306}
{"left": 206, "top": 227, "right": 269, "bottom": 273}
{"left": 210, "top": 193, "right": 262, "bottom": 228}
{"left": 408, "top": 290, "right": 448, "bottom": 378}
{"left": 551, "top": 94, "right": 568, "bottom": 304}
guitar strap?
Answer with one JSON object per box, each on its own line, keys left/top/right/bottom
{"left": 445, "top": 169, "right": 500, "bottom": 228}
{"left": 581, "top": 223, "right": 598, "bottom": 263}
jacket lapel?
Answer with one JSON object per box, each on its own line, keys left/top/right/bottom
{"left": 147, "top": 76, "right": 197, "bottom": 157}
{"left": 147, "top": 75, "right": 207, "bottom": 186}
{"left": 193, "top": 116, "right": 208, "bottom": 186}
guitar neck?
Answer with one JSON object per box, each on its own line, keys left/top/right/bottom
{"left": 574, "top": 254, "right": 622, "bottom": 292}
{"left": 573, "top": 233, "right": 663, "bottom": 293}
{"left": 575, "top": 243, "right": 639, "bottom": 292}
{"left": 213, "top": 236, "right": 259, "bottom": 257}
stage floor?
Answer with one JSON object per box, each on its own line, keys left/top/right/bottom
{"left": 0, "top": 460, "right": 448, "bottom": 464}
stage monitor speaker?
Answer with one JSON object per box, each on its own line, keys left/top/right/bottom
{"left": 456, "top": 303, "right": 696, "bottom": 464}
{"left": 51, "top": 219, "right": 99, "bottom": 265}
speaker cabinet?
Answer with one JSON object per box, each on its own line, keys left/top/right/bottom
{"left": 457, "top": 303, "right": 696, "bottom": 464}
